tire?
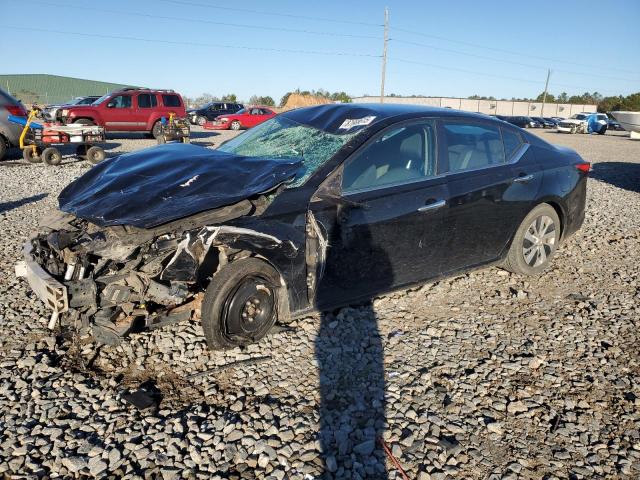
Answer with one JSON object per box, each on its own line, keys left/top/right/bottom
{"left": 598, "top": 125, "right": 607, "bottom": 135}
{"left": 501, "top": 203, "right": 561, "bottom": 276}
{"left": 74, "top": 118, "right": 95, "bottom": 126}
{"left": 201, "top": 258, "right": 281, "bottom": 350}
{"left": 230, "top": 120, "right": 241, "bottom": 130}
{"left": 23, "top": 147, "right": 42, "bottom": 163}
{"left": 42, "top": 147, "right": 63, "bottom": 166}
{"left": 86, "top": 146, "right": 106, "bottom": 164}
{"left": 197, "top": 116, "right": 207, "bottom": 126}
{"left": 151, "top": 121, "right": 162, "bottom": 139}
{"left": 0, "top": 136, "right": 6, "bottom": 161}
{"left": 570, "top": 125, "right": 577, "bottom": 134}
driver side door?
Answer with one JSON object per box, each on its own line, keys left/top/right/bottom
{"left": 309, "top": 119, "right": 451, "bottom": 309}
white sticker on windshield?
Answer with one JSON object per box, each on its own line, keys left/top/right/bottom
{"left": 338, "top": 115, "right": 376, "bottom": 130}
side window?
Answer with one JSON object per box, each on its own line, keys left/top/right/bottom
{"left": 138, "top": 94, "right": 157, "bottom": 108}
{"left": 342, "top": 120, "right": 437, "bottom": 192}
{"left": 442, "top": 122, "right": 505, "bottom": 173}
{"left": 162, "top": 94, "right": 181, "bottom": 107}
{"left": 109, "top": 95, "right": 132, "bottom": 108}
{"left": 502, "top": 128, "right": 524, "bottom": 160}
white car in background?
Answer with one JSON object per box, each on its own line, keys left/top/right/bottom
{"left": 557, "top": 113, "right": 608, "bottom": 134}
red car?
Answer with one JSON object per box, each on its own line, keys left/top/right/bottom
{"left": 61, "top": 88, "right": 186, "bottom": 138}
{"left": 204, "top": 106, "right": 276, "bottom": 130}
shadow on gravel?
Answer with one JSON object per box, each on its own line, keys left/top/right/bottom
{"left": 315, "top": 220, "right": 391, "bottom": 479}
{"left": 0, "top": 193, "right": 48, "bottom": 213}
{"left": 590, "top": 162, "right": 640, "bottom": 193}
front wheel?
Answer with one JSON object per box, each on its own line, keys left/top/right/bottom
{"left": 23, "top": 146, "right": 41, "bottom": 163}
{"left": 201, "top": 258, "right": 281, "bottom": 350}
{"left": 501, "top": 203, "right": 560, "bottom": 276}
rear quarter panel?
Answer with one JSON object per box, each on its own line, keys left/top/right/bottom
{"left": 528, "top": 137, "right": 587, "bottom": 239}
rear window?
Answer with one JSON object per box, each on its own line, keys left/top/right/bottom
{"left": 502, "top": 128, "right": 524, "bottom": 160}
{"left": 162, "top": 94, "right": 182, "bottom": 107}
{"left": 443, "top": 122, "right": 505, "bottom": 172}
{"left": 138, "top": 93, "right": 158, "bottom": 108}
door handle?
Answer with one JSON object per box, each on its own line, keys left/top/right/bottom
{"left": 417, "top": 199, "right": 446, "bottom": 213}
{"left": 513, "top": 174, "right": 534, "bottom": 183}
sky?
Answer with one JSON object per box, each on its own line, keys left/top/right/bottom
{"left": 1, "top": 0, "right": 639, "bottom": 103}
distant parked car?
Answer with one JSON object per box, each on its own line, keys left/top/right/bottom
{"left": 505, "top": 116, "right": 539, "bottom": 128}
{"left": 44, "top": 96, "right": 100, "bottom": 121}
{"left": 557, "top": 113, "right": 608, "bottom": 135}
{"left": 0, "top": 87, "right": 28, "bottom": 161}
{"left": 204, "top": 106, "right": 277, "bottom": 130}
{"left": 543, "top": 117, "right": 560, "bottom": 126}
{"left": 187, "top": 102, "right": 244, "bottom": 126}
{"left": 531, "top": 117, "right": 556, "bottom": 128}
{"left": 61, "top": 88, "right": 186, "bottom": 138}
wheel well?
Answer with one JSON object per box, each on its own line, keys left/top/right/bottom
{"left": 543, "top": 201, "right": 565, "bottom": 239}
{"left": 205, "top": 248, "right": 292, "bottom": 321}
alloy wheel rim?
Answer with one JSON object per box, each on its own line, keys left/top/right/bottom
{"left": 522, "top": 215, "right": 556, "bottom": 267}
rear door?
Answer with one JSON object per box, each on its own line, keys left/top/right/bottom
{"left": 310, "top": 119, "right": 451, "bottom": 308}
{"left": 135, "top": 93, "right": 158, "bottom": 129}
{"left": 438, "top": 119, "right": 541, "bottom": 272}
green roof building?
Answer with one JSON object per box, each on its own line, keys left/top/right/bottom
{"left": 0, "top": 74, "right": 138, "bottom": 105}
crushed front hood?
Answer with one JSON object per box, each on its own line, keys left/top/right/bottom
{"left": 58, "top": 143, "right": 302, "bottom": 229}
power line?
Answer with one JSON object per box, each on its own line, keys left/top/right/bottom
{"left": 158, "top": 0, "right": 383, "bottom": 27}
{"left": 5, "top": 26, "right": 382, "bottom": 58}
{"left": 391, "top": 57, "right": 622, "bottom": 95}
{"left": 28, "top": 1, "right": 379, "bottom": 40}
{"left": 390, "top": 38, "right": 639, "bottom": 83}
{"left": 390, "top": 26, "right": 640, "bottom": 76}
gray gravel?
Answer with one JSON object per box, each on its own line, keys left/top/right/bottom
{"left": 0, "top": 127, "right": 639, "bottom": 479}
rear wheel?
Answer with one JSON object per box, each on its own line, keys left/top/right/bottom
{"left": 501, "top": 203, "right": 560, "bottom": 276}
{"left": 23, "top": 146, "right": 42, "bottom": 163}
{"left": 230, "top": 120, "right": 241, "bottom": 130}
{"left": 151, "top": 121, "right": 162, "bottom": 139}
{"left": 0, "top": 136, "right": 6, "bottom": 161}
{"left": 86, "top": 146, "right": 106, "bottom": 164}
{"left": 42, "top": 147, "right": 63, "bottom": 166}
{"left": 201, "top": 258, "right": 281, "bottom": 350}
{"left": 197, "top": 116, "right": 207, "bottom": 126}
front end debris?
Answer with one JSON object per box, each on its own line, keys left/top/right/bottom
{"left": 17, "top": 210, "right": 294, "bottom": 345}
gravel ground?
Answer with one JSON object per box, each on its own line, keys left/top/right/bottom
{"left": 0, "top": 127, "right": 638, "bottom": 479}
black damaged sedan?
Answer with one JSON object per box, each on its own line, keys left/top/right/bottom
{"left": 18, "top": 104, "right": 589, "bottom": 349}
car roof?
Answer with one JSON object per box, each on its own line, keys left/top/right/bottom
{"left": 281, "top": 103, "right": 504, "bottom": 135}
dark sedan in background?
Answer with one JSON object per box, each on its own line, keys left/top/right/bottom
{"left": 187, "top": 101, "right": 244, "bottom": 126}
{"left": 531, "top": 117, "right": 556, "bottom": 128}
{"left": 18, "top": 104, "right": 589, "bottom": 349}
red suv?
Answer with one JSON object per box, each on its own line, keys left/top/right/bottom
{"left": 61, "top": 88, "right": 186, "bottom": 137}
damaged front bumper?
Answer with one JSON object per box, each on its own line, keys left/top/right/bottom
{"left": 16, "top": 240, "right": 69, "bottom": 329}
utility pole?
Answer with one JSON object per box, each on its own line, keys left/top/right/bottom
{"left": 541, "top": 69, "right": 551, "bottom": 116}
{"left": 380, "top": 7, "right": 389, "bottom": 103}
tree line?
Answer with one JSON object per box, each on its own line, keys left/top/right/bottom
{"left": 184, "top": 89, "right": 352, "bottom": 108}
{"left": 467, "top": 91, "right": 640, "bottom": 113}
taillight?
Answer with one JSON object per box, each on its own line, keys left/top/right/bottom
{"left": 576, "top": 162, "right": 591, "bottom": 173}
{"left": 6, "top": 105, "right": 27, "bottom": 116}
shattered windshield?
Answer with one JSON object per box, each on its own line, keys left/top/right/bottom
{"left": 218, "top": 116, "right": 357, "bottom": 187}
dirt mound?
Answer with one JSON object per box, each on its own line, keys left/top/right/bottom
{"left": 284, "top": 93, "right": 332, "bottom": 110}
